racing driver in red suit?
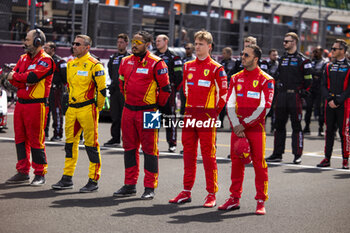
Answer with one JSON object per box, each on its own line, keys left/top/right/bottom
{"left": 5, "top": 29, "right": 54, "bottom": 186}
{"left": 113, "top": 31, "right": 171, "bottom": 200}
{"left": 169, "top": 30, "right": 228, "bottom": 208}
{"left": 219, "top": 45, "right": 274, "bottom": 215}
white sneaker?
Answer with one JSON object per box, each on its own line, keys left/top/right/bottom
{"left": 169, "top": 146, "right": 176, "bottom": 153}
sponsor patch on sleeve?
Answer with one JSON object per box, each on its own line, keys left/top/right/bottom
{"left": 157, "top": 68, "right": 168, "bottom": 75}
{"left": 174, "top": 60, "right": 182, "bottom": 66}
{"left": 220, "top": 70, "right": 227, "bottom": 77}
{"left": 268, "top": 82, "right": 274, "bottom": 89}
{"left": 222, "top": 80, "right": 228, "bottom": 88}
{"left": 38, "top": 60, "right": 49, "bottom": 68}
{"left": 95, "top": 70, "right": 105, "bottom": 76}
{"left": 304, "top": 63, "right": 312, "bottom": 69}
{"left": 260, "top": 64, "right": 268, "bottom": 70}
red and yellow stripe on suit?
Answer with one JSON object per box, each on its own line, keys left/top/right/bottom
{"left": 227, "top": 66, "right": 274, "bottom": 201}
{"left": 181, "top": 56, "right": 228, "bottom": 194}
{"left": 63, "top": 52, "right": 106, "bottom": 181}
{"left": 10, "top": 49, "right": 54, "bottom": 176}
{"left": 119, "top": 50, "right": 170, "bottom": 189}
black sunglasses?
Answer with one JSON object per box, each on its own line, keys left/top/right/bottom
{"left": 283, "top": 40, "right": 293, "bottom": 44}
{"left": 185, "top": 47, "right": 191, "bottom": 50}
{"left": 72, "top": 42, "right": 82, "bottom": 47}
{"left": 240, "top": 52, "right": 250, "bottom": 58}
{"left": 331, "top": 47, "right": 343, "bottom": 51}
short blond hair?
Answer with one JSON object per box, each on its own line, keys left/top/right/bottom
{"left": 76, "top": 34, "right": 92, "bottom": 46}
{"left": 194, "top": 30, "right": 213, "bottom": 45}
{"left": 244, "top": 36, "right": 257, "bottom": 45}
{"left": 285, "top": 32, "right": 299, "bottom": 43}
{"left": 157, "top": 34, "right": 169, "bottom": 41}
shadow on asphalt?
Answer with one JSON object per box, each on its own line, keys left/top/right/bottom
{"left": 111, "top": 204, "right": 203, "bottom": 217}
{"left": 283, "top": 168, "right": 324, "bottom": 174}
{"left": 168, "top": 211, "right": 256, "bottom": 223}
{"left": 111, "top": 203, "right": 255, "bottom": 223}
{"left": 0, "top": 185, "right": 79, "bottom": 199}
{"left": 49, "top": 196, "right": 142, "bottom": 208}
{"left": 333, "top": 173, "right": 350, "bottom": 179}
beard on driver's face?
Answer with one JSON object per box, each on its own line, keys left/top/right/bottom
{"left": 132, "top": 46, "right": 146, "bottom": 57}
{"left": 23, "top": 43, "right": 35, "bottom": 54}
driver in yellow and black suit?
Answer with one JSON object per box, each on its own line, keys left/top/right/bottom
{"left": 52, "top": 35, "right": 106, "bottom": 192}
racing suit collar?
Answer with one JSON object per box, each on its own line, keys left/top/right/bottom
{"left": 336, "top": 57, "right": 345, "bottom": 63}
{"left": 76, "top": 52, "right": 91, "bottom": 61}
{"left": 286, "top": 50, "right": 298, "bottom": 57}
{"left": 134, "top": 50, "right": 149, "bottom": 63}
{"left": 28, "top": 49, "right": 44, "bottom": 60}
{"left": 243, "top": 66, "right": 260, "bottom": 76}
{"left": 195, "top": 55, "right": 211, "bottom": 63}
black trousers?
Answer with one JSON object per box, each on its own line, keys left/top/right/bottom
{"left": 45, "top": 87, "right": 64, "bottom": 138}
{"left": 324, "top": 102, "right": 350, "bottom": 159}
{"left": 109, "top": 91, "right": 124, "bottom": 143}
{"left": 304, "top": 89, "right": 324, "bottom": 130}
{"left": 159, "top": 86, "right": 177, "bottom": 147}
{"left": 273, "top": 91, "right": 303, "bottom": 156}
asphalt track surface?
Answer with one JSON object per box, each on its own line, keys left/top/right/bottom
{"left": 0, "top": 113, "right": 349, "bottom": 233}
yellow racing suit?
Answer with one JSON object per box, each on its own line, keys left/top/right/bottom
{"left": 63, "top": 52, "right": 106, "bottom": 181}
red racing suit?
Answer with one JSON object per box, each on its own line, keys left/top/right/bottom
{"left": 9, "top": 49, "right": 54, "bottom": 176}
{"left": 226, "top": 67, "right": 274, "bottom": 201}
{"left": 119, "top": 50, "right": 170, "bottom": 189}
{"left": 182, "top": 56, "right": 227, "bottom": 194}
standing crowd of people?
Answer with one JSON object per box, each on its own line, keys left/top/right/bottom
{"left": 1, "top": 27, "right": 349, "bottom": 215}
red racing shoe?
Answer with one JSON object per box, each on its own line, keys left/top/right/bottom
{"left": 169, "top": 191, "right": 191, "bottom": 204}
{"left": 203, "top": 193, "right": 216, "bottom": 208}
{"left": 255, "top": 200, "right": 266, "bottom": 215}
{"left": 218, "top": 197, "right": 240, "bottom": 210}
{"left": 343, "top": 159, "right": 349, "bottom": 169}
{"left": 317, "top": 158, "right": 330, "bottom": 167}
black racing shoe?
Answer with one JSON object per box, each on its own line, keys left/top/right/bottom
{"left": 265, "top": 154, "right": 282, "bottom": 162}
{"left": 6, "top": 172, "right": 30, "bottom": 184}
{"left": 318, "top": 128, "right": 324, "bottom": 137}
{"left": 104, "top": 138, "right": 121, "bottom": 147}
{"left": 141, "top": 188, "right": 155, "bottom": 200}
{"left": 303, "top": 126, "right": 311, "bottom": 135}
{"left": 30, "top": 175, "right": 46, "bottom": 186}
{"left": 113, "top": 185, "right": 136, "bottom": 197}
{"left": 293, "top": 154, "right": 302, "bottom": 164}
{"left": 51, "top": 175, "right": 74, "bottom": 190}
{"left": 50, "top": 136, "right": 62, "bottom": 142}
{"left": 317, "top": 158, "right": 330, "bottom": 167}
{"left": 79, "top": 179, "right": 98, "bottom": 193}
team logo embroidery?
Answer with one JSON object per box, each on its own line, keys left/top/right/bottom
{"left": 188, "top": 73, "right": 193, "bottom": 80}
{"left": 253, "top": 80, "right": 259, "bottom": 88}
{"left": 237, "top": 84, "right": 242, "bottom": 91}
{"left": 143, "top": 60, "right": 148, "bottom": 67}
{"left": 83, "top": 63, "right": 88, "bottom": 69}
{"left": 204, "top": 69, "right": 210, "bottom": 76}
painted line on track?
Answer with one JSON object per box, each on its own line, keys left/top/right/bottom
{"left": 1, "top": 136, "right": 348, "bottom": 173}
